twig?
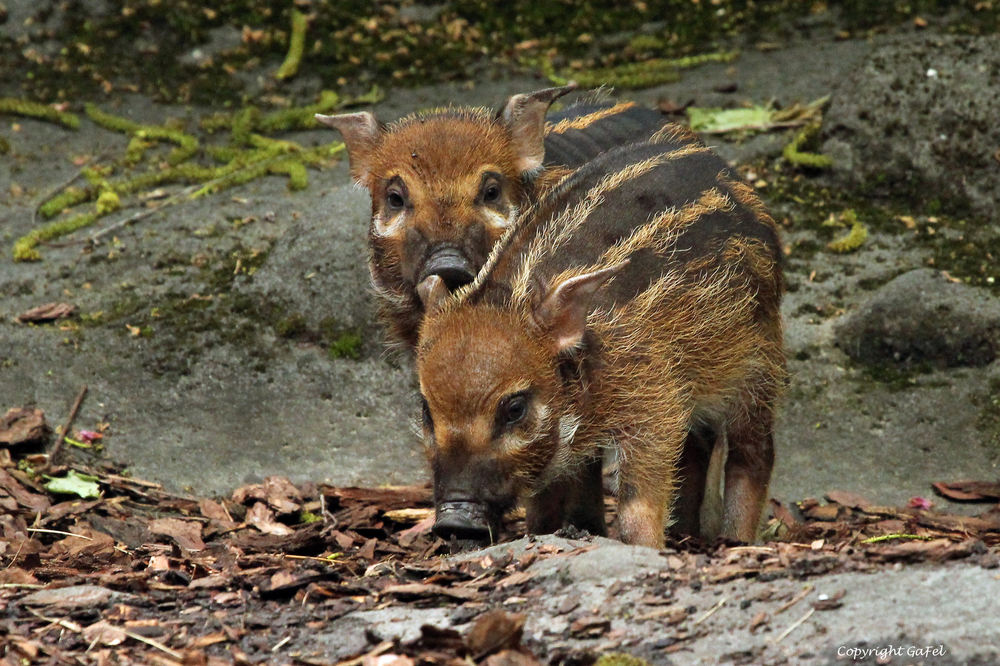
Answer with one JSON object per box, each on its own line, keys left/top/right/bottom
{"left": 693, "top": 597, "right": 727, "bottom": 625}
{"left": 775, "top": 584, "right": 813, "bottom": 615}
{"left": 120, "top": 628, "right": 184, "bottom": 660}
{"left": 46, "top": 384, "right": 88, "bottom": 470}
{"left": 27, "top": 528, "right": 93, "bottom": 540}
{"left": 27, "top": 608, "right": 83, "bottom": 633}
{"left": 271, "top": 635, "right": 291, "bottom": 652}
{"left": 0, "top": 583, "right": 45, "bottom": 589}
{"left": 775, "top": 607, "right": 815, "bottom": 643}
{"left": 860, "top": 533, "right": 932, "bottom": 544}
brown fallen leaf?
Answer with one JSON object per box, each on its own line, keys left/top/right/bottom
{"left": 82, "top": 621, "right": 127, "bottom": 647}
{"left": 199, "top": 498, "right": 234, "bottom": 524}
{"left": 802, "top": 503, "right": 840, "bottom": 521}
{"left": 467, "top": 610, "right": 525, "bottom": 658}
{"left": 932, "top": 480, "right": 1000, "bottom": 502}
{"left": 381, "top": 583, "right": 480, "bottom": 601}
{"left": 569, "top": 615, "right": 611, "bottom": 638}
{"left": 825, "top": 490, "right": 872, "bottom": 510}
{"left": 769, "top": 499, "right": 799, "bottom": 528}
{"left": 866, "top": 538, "right": 954, "bottom": 561}
{"left": 15, "top": 302, "right": 75, "bottom": 323}
{"left": 187, "top": 632, "right": 229, "bottom": 648}
{"left": 397, "top": 515, "right": 434, "bottom": 548}
{"left": 149, "top": 518, "right": 206, "bottom": 551}
{"left": 358, "top": 538, "right": 377, "bottom": 560}
{"left": 246, "top": 502, "right": 293, "bottom": 536}
{"left": 0, "top": 408, "right": 51, "bottom": 446}
{"left": 0, "top": 467, "right": 51, "bottom": 512}
{"left": 21, "top": 585, "right": 117, "bottom": 609}
{"left": 749, "top": 611, "right": 769, "bottom": 633}
{"left": 483, "top": 650, "right": 542, "bottom": 666}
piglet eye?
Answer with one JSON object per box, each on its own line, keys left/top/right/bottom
{"left": 387, "top": 190, "right": 405, "bottom": 209}
{"left": 483, "top": 183, "right": 501, "bottom": 204}
{"left": 502, "top": 394, "right": 528, "bottom": 426}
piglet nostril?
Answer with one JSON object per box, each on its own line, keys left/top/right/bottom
{"left": 433, "top": 502, "right": 492, "bottom": 543}
{"left": 419, "top": 247, "right": 475, "bottom": 293}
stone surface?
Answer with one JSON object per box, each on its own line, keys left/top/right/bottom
{"left": 834, "top": 269, "right": 1000, "bottom": 368}
{"left": 822, "top": 34, "right": 1000, "bottom": 215}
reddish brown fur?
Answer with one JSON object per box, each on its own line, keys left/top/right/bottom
{"left": 416, "top": 139, "right": 784, "bottom": 548}
{"left": 316, "top": 89, "right": 684, "bottom": 349}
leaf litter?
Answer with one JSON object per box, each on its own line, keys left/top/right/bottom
{"left": 1, "top": 410, "right": 999, "bottom": 664}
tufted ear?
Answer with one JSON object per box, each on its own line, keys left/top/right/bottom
{"left": 315, "top": 112, "right": 382, "bottom": 187}
{"left": 417, "top": 275, "right": 451, "bottom": 313}
{"left": 534, "top": 261, "right": 627, "bottom": 353}
{"left": 498, "top": 84, "right": 577, "bottom": 176}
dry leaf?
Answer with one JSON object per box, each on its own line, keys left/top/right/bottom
{"left": 149, "top": 518, "right": 206, "bottom": 551}
{"left": 15, "top": 303, "right": 75, "bottom": 323}
{"left": 0, "top": 408, "right": 51, "bottom": 446}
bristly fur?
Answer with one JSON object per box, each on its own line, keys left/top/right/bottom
{"left": 418, "top": 136, "right": 785, "bottom": 548}
{"left": 321, "top": 89, "right": 685, "bottom": 351}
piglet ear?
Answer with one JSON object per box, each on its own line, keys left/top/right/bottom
{"left": 498, "top": 84, "right": 577, "bottom": 177}
{"left": 417, "top": 275, "right": 451, "bottom": 313}
{"left": 315, "top": 111, "right": 382, "bottom": 187}
{"left": 534, "top": 261, "right": 628, "bottom": 353}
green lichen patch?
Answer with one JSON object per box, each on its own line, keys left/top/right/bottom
{"left": 328, "top": 332, "right": 363, "bottom": 360}
{"left": 850, "top": 360, "right": 937, "bottom": 393}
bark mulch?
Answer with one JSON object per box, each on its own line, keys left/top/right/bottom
{"left": 2, "top": 434, "right": 999, "bottom": 665}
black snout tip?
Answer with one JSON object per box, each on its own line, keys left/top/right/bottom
{"left": 433, "top": 506, "right": 492, "bottom": 542}
{"left": 419, "top": 248, "right": 475, "bottom": 293}
{"left": 434, "top": 266, "right": 475, "bottom": 291}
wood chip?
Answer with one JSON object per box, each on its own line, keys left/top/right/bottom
{"left": 15, "top": 303, "right": 75, "bottom": 323}
{"left": 0, "top": 408, "right": 51, "bottom": 446}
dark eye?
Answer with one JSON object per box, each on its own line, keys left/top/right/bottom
{"left": 387, "top": 190, "right": 405, "bottom": 209}
{"left": 483, "top": 183, "right": 501, "bottom": 204}
{"left": 501, "top": 394, "right": 528, "bottom": 427}
{"left": 421, "top": 397, "right": 434, "bottom": 432}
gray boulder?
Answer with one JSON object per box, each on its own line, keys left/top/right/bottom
{"left": 834, "top": 269, "right": 1000, "bottom": 367}
{"left": 822, "top": 34, "right": 1000, "bottom": 215}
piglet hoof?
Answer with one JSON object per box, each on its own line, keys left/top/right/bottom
{"left": 433, "top": 502, "right": 493, "bottom": 543}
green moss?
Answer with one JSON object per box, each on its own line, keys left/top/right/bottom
{"left": 0, "top": 133, "right": 9, "bottom": 154}
{"left": 95, "top": 190, "right": 121, "bottom": 216}
{"left": 14, "top": 210, "right": 99, "bottom": 262}
{"left": 855, "top": 361, "right": 934, "bottom": 392}
{"left": 0, "top": 98, "right": 80, "bottom": 129}
{"left": 275, "top": 9, "right": 309, "bottom": 80}
{"left": 827, "top": 210, "right": 868, "bottom": 253}
{"left": 39, "top": 186, "right": 93, "bottom": 218}
{"left": 783, "top": 122, "right": 833, "bottom": 169}
{"left": 275, "top": 314, "right": 307, "bottom": 339}
{"left": 85, "top": 104, "right": 199, "bottom": 165}
{"left": 328, "top": 332, "right": 363, "bottom": 360}
{"left": 270, "top": 159, "right": 309, "bottom": 191}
